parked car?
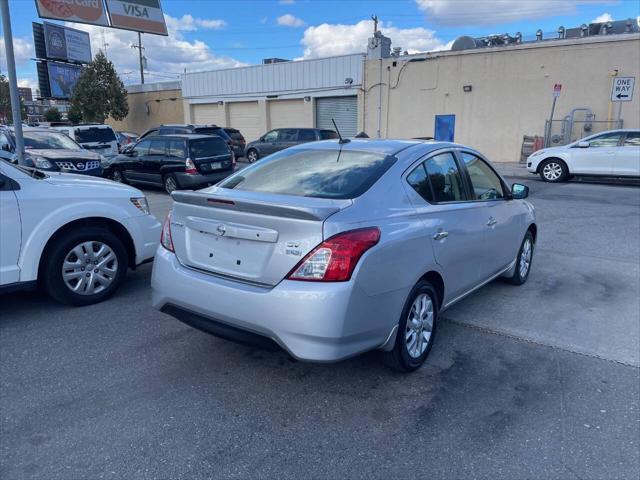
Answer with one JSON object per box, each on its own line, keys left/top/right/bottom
{"left": 244, "top": 128, "right": 338, "bottom": 162}
{"left": 134, "top": 124, "right": 246, "bottom": 159}
{"left": 106, "top": 134, "right": 236, "bottom": 194}
{"left": 151, "top": 139, "right": 536, "bottom": 372}
{"left": 527, "top": 129, "right": 640, "bottom": 182}
{"left": 0, "top": 159, "right": 160, "bottom": 305}
{"left": 117, "top": 131, "right": 139, "bottom": 150}
{"left": 54, "top": 124, "right": 119, "bottom": 158}
{"left": 0, "top": 127, "right": 104, "bottom": 177}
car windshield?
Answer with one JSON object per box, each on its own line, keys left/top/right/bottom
{"left": 189, "top": 137, "right": 230, "bottom": 158}
{"left": 75, "top": 127, "right": 117, "bottom": 143}
{"left": 23, "top": 131, "right": 81, "bottom": 150}
{"left": 219, "top": 148, "right": 397, "bottom": 199}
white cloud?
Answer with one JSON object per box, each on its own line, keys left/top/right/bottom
{"left": 299, "top": 20, "right": 447, "bottom": 59}
{"left": 277, "top": 14, "right": 306, "bottom": 27}
{"left": 415, "top": 0, "right": 616, "bottom": 25}
{"left": 65, "top": 15, "right": 245, "bottom": 84}
{"left": 592, "top": 13, "right": 613, "bottom": 23}
{"left": 260, "top": 17, "right": 268, "bottom": 24}
{"left": 18, "top": 78, "right": 39, "bottom": 94}
{"left": 164, "top": 14, "right": 227, "bottom": 31}
{"left": 0, "top": 37, "right": 34, "bottom": 70}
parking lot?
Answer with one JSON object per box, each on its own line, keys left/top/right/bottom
{"left": 1, "top": 173, "right": 639, "bottom": 479}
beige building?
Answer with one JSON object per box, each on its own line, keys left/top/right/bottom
{"left": 108, "top": 81, "right": 183, "bottom": 134}
{"left": 363, "top": 33, "right": 640, "bottom": 162}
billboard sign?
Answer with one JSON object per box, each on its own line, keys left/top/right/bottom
{"left": 105, "top": 0, "right": 168, "bottom": 35}
{"left": 35, "top": 0, "right": 109, "bottom": 27}
{"left": 47, "top": 62, "right": 83, "bottom": 98}
{"left": 43, "top": 22, "right": 92, "bottom": 63}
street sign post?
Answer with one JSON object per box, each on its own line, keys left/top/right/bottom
{"left": 611, "top": 77, "right": 635, "bottom": 102}
{"left": 553, "top": 83, "right": 562, "bottom": 98}
{"left": 545, "top": 84, "right": 562, "bottom": 147}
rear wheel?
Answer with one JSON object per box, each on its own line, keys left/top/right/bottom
{"left": 112, "top": 168, "right": 126, "bottom": 184}
{"left": 246, "top": 149, "right": 259, "bottom": 163}
{"left": 42, "top": 227, "right": 128, "bottom": 306}
{"left": 539, "top": 158, "right": 568, "bottom": 182}
{"left": 163, "top": 174, "right": 178, "bottom": 194}
{"left": 383, "top": 281, "right": 438, "bottom": 372}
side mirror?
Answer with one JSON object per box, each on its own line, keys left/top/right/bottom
{"left": 259, "top": 136, "right": 265, "bottom": 142}
{"left": 511, "top": 183, "right": 529, "bottom": 199}
{"left": 576, "top": 141, "right": 590, "bottom": 148}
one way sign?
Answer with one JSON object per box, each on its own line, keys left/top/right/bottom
{"left": 611, "top": 77, "right": 635, "bottom": 102}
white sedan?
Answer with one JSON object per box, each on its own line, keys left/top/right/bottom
{"left": 527, "top": 129, "right": 640, "bottom": 182}
{"left": 0, "top": 160, "right": 161, "bottom": 305}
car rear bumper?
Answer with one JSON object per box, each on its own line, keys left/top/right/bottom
{"left": 151, "top": 248, "right": 398, "bottom": 362}
{"left": 174, "top": 169, "right": 234, "bottom": 189}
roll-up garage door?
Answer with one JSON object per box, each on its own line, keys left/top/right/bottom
{"left": 192, "top": 104, "right": 225, "bottom": 125}
{"left": 229, "top": 101, "right": 261, "bottom": 142}
{"left": 315, "top": 96, "right": 357, "bottom": 137}
{"left": 269, "top": 99, "right": 308, "bottom": 129}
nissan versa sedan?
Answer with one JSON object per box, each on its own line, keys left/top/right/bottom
{"left": 152, "top": 139, "right": 536, "bottom": 371}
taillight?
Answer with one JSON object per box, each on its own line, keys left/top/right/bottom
{"left": 287, "top": 227, "right": 380, "bottom": 282}
{"left": 161, "top": 212, "right": 174, "bottom": 252}
{"left": 185, "top": 158, "right": 197, "bottom": 175}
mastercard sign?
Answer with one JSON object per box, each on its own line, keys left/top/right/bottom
{"left": 35, "top": 0, "right": 110, "bottom": 26}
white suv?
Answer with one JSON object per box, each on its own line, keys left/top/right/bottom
{"left": 0, "top": 160, "right": 161, "bottom": 305}
{"left": 527, "top": 129, "right": 640, "bottom": 182}
{"left": 54, "top": 124, "right": 120, "bottom": 158}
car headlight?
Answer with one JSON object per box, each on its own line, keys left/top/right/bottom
{"left": 130, "top": 197, "right": 150, "bottom": 215}
{"left": 31, "top": 156, "right": 53, "bottom": 169}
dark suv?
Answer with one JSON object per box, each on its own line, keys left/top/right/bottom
{"left": 244, "top": 128, "right": 338, "bottom": 162}
{"left": 136, "top": 124, "right": 246, "bottom": 159}
{"left": 106, "top": 134, "right": 235, "bottom": 194}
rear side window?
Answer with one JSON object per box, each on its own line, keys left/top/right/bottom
{"left": 224, "top": 129, "right": 244, "bottom": 141}
{"left": 623, "top": 132, "right": 640, "bottom": 146}
{"left": 407, "top": 163, "right": 434, "bottom": 203}
{"left": 75, "top": 127, "right": 116, "bottom": 143}
{"left": 189, "top": 138, "right": 229, "bottom": 158}
{"left": 297, "top": 129, "right": 317, "bottom": 142}
{"left": 167, "top": 140, "right": 186, "bottom": 158}
{"left": 219, "top": 148, "right": 397, "bottom": 199}
{"left": 320, "top": 130, "right": 338, "bottom": 140}
{"left": 424, "top": 152, "right": 468, "bottom": 202}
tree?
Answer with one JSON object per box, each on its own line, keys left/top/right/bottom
{"left": 67, "top": 104, "right": 82, "bottom": 124}
{"left": 70, "top": 51, "right": 128, "bottom": 123}
{"left": 44, "top": 107, "right": 62, "bottom": 122}
{"left": 0, "top": 75, "right": 27, "bottom": 124}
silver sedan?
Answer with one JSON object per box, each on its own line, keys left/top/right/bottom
{"left": 151, "top": 139, "right": 536, "bottom": 371}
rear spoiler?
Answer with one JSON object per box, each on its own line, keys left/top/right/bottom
{"left": 172, "top": 190, "right": 351, "bottom": 221}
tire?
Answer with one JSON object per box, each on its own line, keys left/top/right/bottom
{"left": 539, "top": 158, "right": 568, "bottom": 182}
{"left": 42, "top": 227, "right": 128, "bottom": 306}
{"left": 504, "top": 231, "right": 534, "bottom": 285}
{"left": 112, "top": 168, "right": 126, "bottom": 184}
{"left": 163, "top": 173, "right": 178, "bottom": 194}
{"left": 383, "top": 281, "right": 439, "bottom": 372}
{"left": 246, "top": 149, "right": 259, "bottom": 163}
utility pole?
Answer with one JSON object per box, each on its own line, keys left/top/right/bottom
{"left": 0, "top": 0, "right": 25, "bottom": 165}
{"left": 371, "top": 14, "right": 378, "bottom": 34}
{"left": 131, "top": 32, "right": 145, "bottom": 84}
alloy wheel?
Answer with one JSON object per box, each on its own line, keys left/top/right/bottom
{"left": 61, "top": 241, "right": 119, "bottom": 296}
{"left": 542, "top": 162, "right": 562, "bottom": 181}
{"left": 247, "top": 150, "right": 258, "bottom": 163}
{"left": 405, "top": 293, "right": 434, "bottom": 358}
{"left": 164, "top": 176, "right": 177, "bottom": 194}
{"left": 112, "top": 170, "right": 123, "bottom": 183}
{"left": 519, "top": 238, "right": 532, "bottom": 278}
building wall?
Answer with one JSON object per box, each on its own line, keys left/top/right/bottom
{"left": 107, "top": 82, "right": 183, "bottom": 134}
{"left": 363, "top": 34, "right": 640, "bottom": 162}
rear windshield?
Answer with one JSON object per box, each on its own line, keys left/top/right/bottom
{"left": 189, "top": 137, "right": 230, "bottom": 158}
{"left": 194, "top": 127, "right": 224, "bottom": 137}
{"left": 75, "top": 127, "right": 116, "bottom": 143}
{"left": 320, "top": 130, "right": 338, "bottom": 140}
{"left": 219, "top": 148, "right": 396, "bottom": 199}
{"left": 225, "top": 129, "right": 244, "bottom": 141}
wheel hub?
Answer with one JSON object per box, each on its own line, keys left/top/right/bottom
{"left": 405, "top": 293, "right": 434, "bottom": 359}
{"left": 61, "top": 241, "right": 118, "bottom": 296}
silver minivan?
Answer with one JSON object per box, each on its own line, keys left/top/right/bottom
{"left": 152, "top": 139, "right": 536, "bottom": 371}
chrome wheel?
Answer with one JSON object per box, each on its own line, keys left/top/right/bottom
{"left": 542, "top": 162, "right": 562, "bottom": 181}
{"left": 519, "top": 238, "right": 532, "bottom": 278}
{"left": 164, "top": 175, "right": 177, "bottom": 194}
{"left": 112, "top": 169, "right": 124, "bottom": 183}
{"left": 405, "top": 293, "right": 434, "bottom": 359}
{"left": 61, "top": 241, "right": 118, "bottom": 296}
{"left": 247, "top": 150, "right": 258, "bottom": 163}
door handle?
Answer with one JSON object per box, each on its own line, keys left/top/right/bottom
{"left": 487, "top": 217, "right": 498, "bottom": 227}
{"left": 433, "top": 230, "right": 449, "bottom": 241}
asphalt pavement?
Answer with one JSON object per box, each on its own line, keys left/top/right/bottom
{"left": 1, "top": 172, "right": 639, "bottom": 479}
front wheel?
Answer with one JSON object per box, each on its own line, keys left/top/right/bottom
{"left": 504, "top": 231, "right": 534, "bottom": 285}
{"left": 539, "top": 158, "right": 568, "bottom": 182}
{"left": 383, "top": 281, "right": 439, "bottom": 372}
{"left": 246, "top": 149, "right": 259, "bottom": 163}
{"left": 112, "top": 168, "right": 126, "bottom": 184}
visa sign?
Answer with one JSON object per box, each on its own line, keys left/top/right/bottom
{"left": 105, "top": 0, "right": 168, "bottom": 35}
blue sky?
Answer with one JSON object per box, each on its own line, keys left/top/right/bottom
{"left": 2, "top": 0, "right": 639, "bottom": 90}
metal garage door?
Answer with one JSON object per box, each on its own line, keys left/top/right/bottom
{"left": 192, "top": 104, "right": 225, "bottom": 125}
{"left": 229, "top": 101, "right": 261, "bottom": 142}
{"left": 315, "top": 96, "right": 357, "bottom": 137}
{"left": 269, "top": 99, "right": 308, "bottom": 129}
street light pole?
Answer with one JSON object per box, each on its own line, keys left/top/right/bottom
{"left": 0, "top": 0, "right": 25, "bottom": 165}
